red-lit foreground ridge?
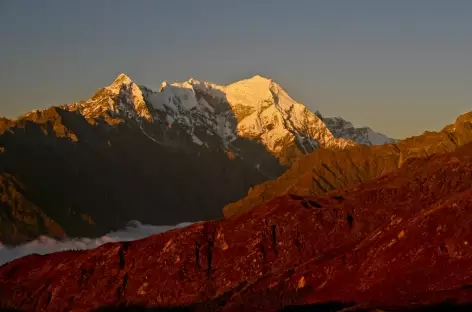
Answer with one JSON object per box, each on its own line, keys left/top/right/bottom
{"left": 2, "top": 144, "right": 472, "bottom": 311}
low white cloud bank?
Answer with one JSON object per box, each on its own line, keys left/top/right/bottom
{"left": 0, "top": 221, "right": 192, "bottom": 266}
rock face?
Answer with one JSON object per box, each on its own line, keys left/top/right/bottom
{"left": 2, "top": 143, "right": 472, "bottom": 311}
{"left": 224, "top": 111, "right": 472, "bottom": 217}
{"left": 0, "top": 74, "right": 391, "bottom": 245}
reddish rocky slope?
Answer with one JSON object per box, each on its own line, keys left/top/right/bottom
{"left": 223, "top": 111, "right": 472, "bottom": 217}
{"left": 2, "top": 143, "right": 472, "bottom": 311}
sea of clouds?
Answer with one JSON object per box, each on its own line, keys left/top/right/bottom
{"left": 0, "top": 221, "right": 192, "bottom": 266}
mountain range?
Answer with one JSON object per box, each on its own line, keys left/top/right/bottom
{"left": 0, "top": 74, "right": 394, "bottom": 245}
{"left": 2, "top": 140, "right": 472, "bottom": 311}
{"left": 2, "top": 73, "right": 472, "bottom": 311}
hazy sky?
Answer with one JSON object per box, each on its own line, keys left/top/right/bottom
{"left": 1, "top": 0, "right": 471, "bottom": 139}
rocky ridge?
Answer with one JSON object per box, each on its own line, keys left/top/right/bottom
{"left": 224, "top": 111, "right": 472, "bottom": 217}
{"left": 1, "top": 142, "right": 472, "bottom": 311}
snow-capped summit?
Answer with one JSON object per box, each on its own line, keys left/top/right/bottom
{"left": 67, "top": 73, "right": 153, "bottom": 122}
{"left": 109, "top": 73, "right": 134, "bottom": 91}
{"left": 62, "top": 74, "right": 394, "bottom": 165}
{"left": 319, "top": 114, "right": 398, "bottom": 145}
{"left": 218, "top": 76, "right": 355, "bottom": 161}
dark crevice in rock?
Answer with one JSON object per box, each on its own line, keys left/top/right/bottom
{"left": 346, "top": 215, "right": 354, "bottom": 228}
{"left": 301, "top": 199, "right": 322, "bottom": 209}
{"left": 116, "top": 272, "right": 129, "bottom": 300}
{"left": 333, "top": 209, "right": 339, "bottom": 218}
{"left": 317, "top": 173, "right": 337, "bottom": 191}
{"left": 44, "top": 291, "right": 52, "bottom": 309}
{"left": 392, "top": 143, "right": 401, "bottom": 153}
{"left": 321, "top": 163, "right": 339, "bottom": 181}
{"left": 289, "top": 194, "right": 304, "bottom": 201}
{"left": 68, "top": 296, "right": 75, "bottom": 309}
{"left": 294, "top": 232, "right": 302, "bottom": 250}
{"left": 346, "top": 156, "right": 364, "bottom": 183}
{"left": 178, "top": 264, "right": 189, "bottom": 282}
{"left": 206, "top": 227, "right": 216, "bottom": 279}
{"left": 4, "top": 265, "right": 18, "bottom": 280}
{"left": 439, "top": 243, "right": 448, "bottom": 254}
{"left": 80, "top": 268, "right": 93, "bottom": 286}
{"left": 311, "top": 174, "right": 328, "bottom": 193}
{"left": 271, "top": 224, "right": 278, "bottom": 256}
{"left": 258, "top": 242, "right": 266, "bottom": 262}
{"left": 307, "top": 200, "right": 322, "bottom": 208}
{"left": 446, "top": 131, "right": 459, "bottom": 146}
{"left": 195, "top": 242, "right": 201, "bottom": 269}
{"left": 119, "top": 242, "right": 130, "bottom": 270}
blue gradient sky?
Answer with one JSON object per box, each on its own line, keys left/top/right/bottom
{"left": 1, "top": 0, "right": 471, "bottom": 138}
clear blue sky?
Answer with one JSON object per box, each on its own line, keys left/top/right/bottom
{"left": 1, "top": 0, "right": 471, "bottom": 138}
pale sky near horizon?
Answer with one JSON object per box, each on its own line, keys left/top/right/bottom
{"left": 1, "top": 0, "right": 471, "bottom": 139}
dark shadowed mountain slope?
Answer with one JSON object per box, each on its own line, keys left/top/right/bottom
{"left": 223, "top": 111, "right": 472, "bottom": 217}
{"left": 0, "top": 74, "right": 392, "bottom": 244}
{"left": 0, "top": 172, "right": 66, "bottom": 244}
{"left": 1, "top": 142, "right": 472, "bottom": 311}
{"left": 0, "top": 106, "right": 269, "bottom": 244}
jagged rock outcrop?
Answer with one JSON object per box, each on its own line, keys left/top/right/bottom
{"left": 1, "top": 143, "right": 472, "bottom": 311}
{"left": 224, "top": 111, "right": 472, "bottom": 217}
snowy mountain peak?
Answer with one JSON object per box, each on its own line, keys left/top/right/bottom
{"left": 139, "top": 75, "right": 393, "bottom": 162}
{"left": 317, "top": 112, "right": 397, "bottom": 145}
{"left": 114, "top": 73, "right": 133, "bottom": 83}
{"left": 65, "top": 73, "right": 153, "bottom": 122}
{"left": 229, "top": 75, "right": 273, "bottom": 90}
{"left": 248, "top": 74, "right": 272, "bottom": 82}
{"left": 60, "top": 74, "right": 394, "bottom": 164}
{"left": 187, "top": 77, "right": 202, "bottom": 85}
{"left": 159, "top": 81, "right": 169, "bottom": 91}
{"left": 106, "top": 73, "right": 135, "bottom": 94}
